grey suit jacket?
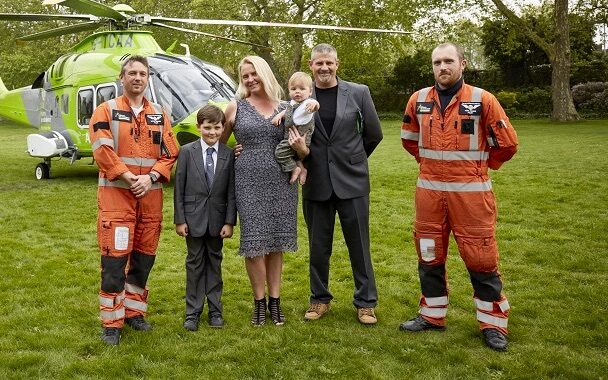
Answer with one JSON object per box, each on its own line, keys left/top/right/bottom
{"left": 303, "top": 78, "right": 383, "bottom": 201}
{"left": 173, "top": 141, "right": 236, "bottom": 238}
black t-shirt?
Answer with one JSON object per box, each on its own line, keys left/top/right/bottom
{"left": 315, "top": 85, "right": 338, "bottom": 136}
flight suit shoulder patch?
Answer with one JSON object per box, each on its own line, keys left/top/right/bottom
{"left": 93, "top": 121, "right": 110, "bottom": 132}
{"left": 403, "top": 114, "right": 412, "bottom": 123}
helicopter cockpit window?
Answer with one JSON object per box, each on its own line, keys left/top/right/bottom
{"left": 96, "top": 85, "right": 116, "bottom": 105}
{"left": 78, "top": 88, "right": 94, "bottom": 127}
{"left": 150, "top": 68, "right": 232, "bottom": 123}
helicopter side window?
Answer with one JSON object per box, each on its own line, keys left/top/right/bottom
{"left": 77, "top": 88, "right": 94, "bottom": 127}
{"left": 96, "top": 85, "right": 116, "bottom": 105}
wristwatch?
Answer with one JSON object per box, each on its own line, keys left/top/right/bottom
{"left": 148, "top": 172, "right": 158, "bottom": 184}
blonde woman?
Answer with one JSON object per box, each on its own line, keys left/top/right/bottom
{"left": 223, "top": 56, "right": 308, "bottom": 326}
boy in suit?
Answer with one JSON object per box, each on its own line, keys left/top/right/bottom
{"left": 174, "top": 105, "right": 236, "bottom": 330}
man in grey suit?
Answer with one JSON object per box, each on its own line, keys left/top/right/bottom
{"left": 174, "top": 105, "right": 237, "bottom": 330}
{"left": 298, "top": 43, "right": 383, "bottom": 325}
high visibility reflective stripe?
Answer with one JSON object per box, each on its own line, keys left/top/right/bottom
{"left": 474, "top": 298, "right": 494, "bottom": 311}
{"left": 499, "top": 299, "right": 510, "bottom": 312}
{"left": 98, "top": 178, "right": 162, "bottom": 190}
{"left": 416, "top": 87, "right": 432, "bottom": 148}
{"left": 92, "top": 138, "right": 114, "bottom": 151}
{"left": 477, "top": 311, "right": 508, "bottom": 328}
{"left": 420, "top": 307, "right": 447, "bottom": 318}
{"left": 107, "top": 99, "right": 121, "bottom": 152}
{"left": 100, "top": 307, "right": 125, "bottom": 321}
{"left": 124, "top": 298, "right": 148, "bottom": 312}
{"left": 99, "top": 296, "right": 114, "bottom": 308}
{"left": 419, "top": 148, "right": 489, "bottom": 161}
{"left": 424, "top": 296, "right": 448, "bottom": 307}
{"left": 120, "top": 157, "right": 158, "bottom": 167}
{"left": 125, "top": 282, "right": 146, "bottom": 296}
{"left": 469, "top": 87, "right": 483, "bottom": 151}
{"left": 150, "top": 102, "right": 164, "bottom": 145}
{"left": 401, "top": 130, "right": 419, "bottom": 141}
{"left": 417, "top": 178, "right": 492, "bottom": 192}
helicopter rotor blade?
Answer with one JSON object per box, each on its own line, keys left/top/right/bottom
{"left": 42, "top": 0, "right": 127, "bottom": 21}
{"left": 151, "top": 22, "right": 272, "bottom": 50}
{"left": 0, "top": 13, "right": 97, "bottom": 22}
{"left": 16, "top": 21, "right": 101, "bottom": 41}
{"left": 150, "top": 17, "right": 410, "bottom": 35}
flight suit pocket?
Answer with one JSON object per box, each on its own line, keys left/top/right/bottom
{"left": 455, "top": 233, "right": 498, "bottom": 272}
{"left": 98, "top": 211, "right": 135, "bottom": 256}
{"left": 134, "top": 212, "right": 163, "bottom": 254}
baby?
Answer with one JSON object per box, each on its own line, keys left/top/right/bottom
{"left": 273, "top": 71, "right": 318, "bottom": 184}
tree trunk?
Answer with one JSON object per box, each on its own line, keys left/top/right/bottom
{"left": 551, "top": 0, "right": 579, "bottom": 121}
{"left": 487, "top": 0, "right": 579, "bottom": 121}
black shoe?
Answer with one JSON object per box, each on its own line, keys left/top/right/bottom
{"left": 399, "top": 315, "right": 446, "bottom": 332}
{"left": 125, "top": 315, "right": 152, "bottom": 331}
{"left": 208, "top": 314, "right": 224, "bottom": 328}
{"left": 101, "top": 327, "right": 121, "bottom": 345}
{"left": 251, "top": 297, "right": 266, "bottom": 326}
{"left": 268, "top": 297, "right": 286, "bottom": 326}
{"left": 482, "top": 328, "right": 508, "bottom": 352}
{"left": 183, "top": 315, "right": 200, "bottom": 331}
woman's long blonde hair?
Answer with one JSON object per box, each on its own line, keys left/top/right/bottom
{"left": 236, "top": 56, "right": 284, "bottom": 105}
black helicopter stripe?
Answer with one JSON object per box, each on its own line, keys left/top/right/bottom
{"left": 93, "top": 121, "right": 110, "bottom": 132}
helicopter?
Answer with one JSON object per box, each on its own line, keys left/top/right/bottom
{"left": 0, "top": 0, "right": 409, "bottom": 180}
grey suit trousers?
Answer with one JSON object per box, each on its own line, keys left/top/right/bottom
{"left": 185, "top": 234, "right": 223, "bottom": 317}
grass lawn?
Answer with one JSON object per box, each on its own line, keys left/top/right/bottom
{"left": 0, "top": 119, "right": 606, "bottom": 379}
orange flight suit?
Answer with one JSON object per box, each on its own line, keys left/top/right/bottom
{"left": 401, "top": 82, "right": 518, "bottom": 334}
{"left": 89, "top": 95, "right": 179, "bottom": 328}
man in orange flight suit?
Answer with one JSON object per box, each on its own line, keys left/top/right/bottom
{"left": 89, "top": 55, "right": 179, "bottom": 345}
{"left": 399, "top": 43, "right": 518, "bottom": 352}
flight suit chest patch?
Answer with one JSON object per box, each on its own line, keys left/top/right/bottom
{"left": 146, "top": 114, "right": 164, "bottom": 125}
{"left": 459, "top": 102, "right": 482, "bottom": 116}
{"left": 112, "top": 110, "right": 132, "bottom": 122}
{"left": 416, "top": 102, "right": 434, "bottom": 114}
{"left": 461, "top": 119, "right": 475, "bottom": 134}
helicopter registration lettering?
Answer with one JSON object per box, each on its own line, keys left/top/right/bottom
{"left": 107, "top": 33, "right": 134, "bottom": 49}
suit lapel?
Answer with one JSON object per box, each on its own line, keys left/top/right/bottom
{"left": 330, "top": 79, "right": 349, "bottom": 140}
{"left": 192, "top": 142, "right": 209, "bottom": 192}
{"left": 311, "top": 87, "right": 329, "bottom": 141}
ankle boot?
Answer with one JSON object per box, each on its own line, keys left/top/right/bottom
{"left": 268, "top": 296, "right": 286, "bottom": 326}
{"left": 251, "top": 297, "right": 266, "bottom": 326}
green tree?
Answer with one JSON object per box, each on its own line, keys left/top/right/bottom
{"left": 485, "top": 0, "right": 579, "bottom": 121}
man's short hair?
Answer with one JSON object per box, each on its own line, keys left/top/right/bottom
{"left": 120, "top": 55, "right": 149, "bottom": 77}
{"left": 288, "top": 71, "right": 313, "bottom": 89}
{"left": 197, "top": 104, "right": 225, "bottom": 125}
{"left": 311, "top": 43, "right": 338, "bottom": 60}
{"left": 435, "top": 42, "right": 465, "bottom": 61}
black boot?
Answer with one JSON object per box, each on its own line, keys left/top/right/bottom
{"left": 268, "top": 296, "right": 286, "bottom": 326}
{"left": 251, "top": 297, "right": 266, "bottom": 326}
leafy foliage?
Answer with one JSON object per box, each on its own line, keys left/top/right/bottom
{"left": 572, "top": 81, "right": 608, "bottom": 114}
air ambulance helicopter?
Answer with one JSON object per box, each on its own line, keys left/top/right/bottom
{"left": 0, "top": 0, "right": 408, "bottom": 179}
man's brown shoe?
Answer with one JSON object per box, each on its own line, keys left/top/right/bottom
{"left": 357, "top": 307, "right": 377, "bottom": 325}
{"left": 304, "top": 303, "right": 330, "bottom": 320}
